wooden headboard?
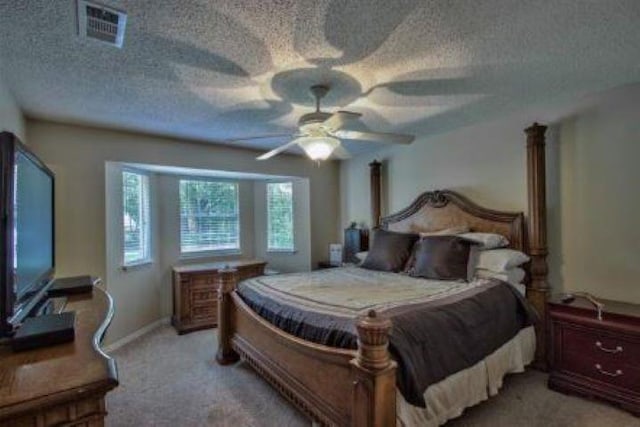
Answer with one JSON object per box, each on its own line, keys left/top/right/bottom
{"left": 380, "top": 190, "right": 525, "bottom": 252}
{"left": 368, "top": 123, "right": 550, "bottom": 370}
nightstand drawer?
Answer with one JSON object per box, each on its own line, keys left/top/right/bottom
{"left": 561, "top": 350, "right": 640, "bottom": 392}
{"left": 562, "top": 327, "right": 640, "bottom": 366}
{"left": 190, "top": 287, "right": 217, "bottom": 304}
{"left": 192, "top": 305, "right": 216, "bottom": 322}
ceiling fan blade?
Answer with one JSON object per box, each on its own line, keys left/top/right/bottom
{"left": 256, "top": 139, "right": 299, "bottom": 160}
{"left": 333, "top": 129, "right": 414, "bottom": 145}
{"left": 228, "top": 133, "right": 294, "bottom": 143}
{"left": 332, "top": 144, "right": 351, "bottom": 160}
{"left": 322, "top": 111, "right": 362, "bottom": 131}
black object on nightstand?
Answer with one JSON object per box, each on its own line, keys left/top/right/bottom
{"left": 344, "top": 225, "right": 369, "bottom": 264}
{"left": 317, "top": 261, "right": 339, "bottom": 269}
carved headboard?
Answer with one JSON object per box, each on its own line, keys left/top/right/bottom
{"left": 369, "top": 123, "right": 550, "bottom": 370}
{"left": 380, "top": 190, "right": 525, "bottom": 252}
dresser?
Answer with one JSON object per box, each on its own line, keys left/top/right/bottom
{"left": 0, "top": 286, "right": 118, "bottom": 426}
{"left": 172, "top": 259, "right": 267, "bottom": 334}
{"left": 548, "top": 295, "right": 640, "bottom": 416}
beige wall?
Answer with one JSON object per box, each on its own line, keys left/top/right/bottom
{"left": 549, "top": 88, "right": 640, "bottom": 304}
{"left": 105, "top": 163, "right": 163, "bottom": 342}
{"left": 26, "top": 119, "right": 340, "bottom": 343}
{"left": 0, "top": 71, "right": 24, "bottom": 140}
{"left": 341, "top": 84, "right": 640, "bottom": 304}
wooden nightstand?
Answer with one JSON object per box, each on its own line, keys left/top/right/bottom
{"left": 172, "top": 259, "right": 266, "bottom": 334}
{"left": 548, "top": 294, "right": 640, "bottom": 416}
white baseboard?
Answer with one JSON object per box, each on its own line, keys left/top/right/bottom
{"left": 104, "top": 316, "right": 170, "bottom": 353}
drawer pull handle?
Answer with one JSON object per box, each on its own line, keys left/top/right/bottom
{"left": 595, "top": 364, "right": 623, "bottom": 377}
{"left": 595, "top": 341, "right": 623, "bottom": 354}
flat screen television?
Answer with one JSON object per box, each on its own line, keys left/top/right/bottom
{"left": 0, "top": 132, "right": 55, "bottom": 338}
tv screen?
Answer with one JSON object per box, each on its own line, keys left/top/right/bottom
{"left": 13, "top": 150, "right": 54, "bottom": 304}
{"left": 0, "top": 132, "right": 55, "bottom": 336}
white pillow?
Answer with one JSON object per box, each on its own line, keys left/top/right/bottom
{"left": 475, "top": 267, "right": 525, "bottom": 285}
{"left": 419, "top": 225, "right": 469, "bottom": 237}
{"left": 355, "top": 251, "right": 368, "bottom": 263}
{"left": 476, "top": 249, "right": 530, "bottom": 273}
{"left": 513, "top": 283, "right": 526, "bottom": 296}
{"left": 459, "top": 232, "right": 509, "bottom": 250}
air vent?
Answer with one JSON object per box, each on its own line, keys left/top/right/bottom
{"left": 77, "top": 0, "right": 127, "bottom": 48}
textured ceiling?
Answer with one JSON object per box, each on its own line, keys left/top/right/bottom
{"left": 0, "top": 1, "right": 639, "bottom": 156}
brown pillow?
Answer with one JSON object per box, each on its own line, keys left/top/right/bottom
{"left": 361, "top": 229, "right": 419, "bottom": 272}
{"left": 406, "top": 236, "right": 476, "bottom": 281}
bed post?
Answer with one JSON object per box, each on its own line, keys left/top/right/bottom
{"left": 369, "top": 160, "right": 382, "bottom": 228}
{"left": 525, "top": 123, "right": 550, "bottom": 370}
{"left": 216, "top": 268, "right": 239, "bottom": 365}
{"left": 351, "top": 310, "right": 396, "bottom": 427}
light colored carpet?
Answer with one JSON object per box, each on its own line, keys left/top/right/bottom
{"left": 107, "top": 325, "right": 639, "bottom": 427}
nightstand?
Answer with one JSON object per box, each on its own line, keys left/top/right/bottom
{"left": 548, "top": 294, "right": 640, "bottom": 416}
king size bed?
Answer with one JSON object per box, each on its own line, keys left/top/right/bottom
{"left": 215, "top": 124, "right": 551, "bottom": 426}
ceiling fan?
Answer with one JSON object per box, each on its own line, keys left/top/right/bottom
{"left": 229, "top": 85, "right": 415, "bottom": 161}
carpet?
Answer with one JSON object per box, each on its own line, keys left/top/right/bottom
{"left": 106, "top": 325, "right": 639, "bottom": 426}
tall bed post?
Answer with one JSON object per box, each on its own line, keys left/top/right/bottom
{"left": 369, "top": 160, "right": 382, "bottom": 228}
{"left": 351, "top": 310, "right": 397, "bottom": 427}
{"left": 216, "top": 268, "right": 239, "bottom": 365}
{"left": 525, "top": 122, "right": 550, "bottom": 370}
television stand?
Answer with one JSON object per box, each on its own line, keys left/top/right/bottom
{"left": 0, "top": 285, "right": 118, "bottom": 426}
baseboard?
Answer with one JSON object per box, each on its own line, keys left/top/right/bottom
{"left": 104, "top": 317, "right": 170, "bottom": 353}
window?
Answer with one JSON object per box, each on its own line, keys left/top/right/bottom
{"left": 267, "top": 182, "right": 294, "bottom": 251}
{"left": 122, "top": 171, "right": 151, "bottom": 265}
{"left": 180, "top": 179, "right": 240, "bottom": 253}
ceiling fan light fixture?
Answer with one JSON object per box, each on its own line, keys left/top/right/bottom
{"left": 297, "top": 136, "right": 340, "bottom": 161}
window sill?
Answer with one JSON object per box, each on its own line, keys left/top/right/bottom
{"left": 266, "top": 249, "right": 297, "bottom": 254}
{"left": 122, "top": 260, "right": 154, "bottom": 271}
{"left": 180, "top": 249, "right": 242, "bottom": 260}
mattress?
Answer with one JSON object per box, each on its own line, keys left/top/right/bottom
{"left": 236, "top": 267, "right": 536, "bottom": 407}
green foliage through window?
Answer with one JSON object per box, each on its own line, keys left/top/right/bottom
{"left": 123, "top": 171, "right": 151, "bottom": 264}
{"left": 180, "top": 180, "right": 240, "bottom": 253}
{"left": 267, "top": 182, "right": 294, "bottom": 251}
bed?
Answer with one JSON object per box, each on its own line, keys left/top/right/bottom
{"left": 215, "top": 123, "right": 551, "bottom": 426}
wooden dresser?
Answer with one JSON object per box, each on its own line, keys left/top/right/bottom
{"left": 172, "top": 259, "right": 266, "bottom": 334}
{"left": 548, "top": 295, "right": 640, "bottom": 416}
{"left": 0, "top": 286, "right": 118, "bottom": 426}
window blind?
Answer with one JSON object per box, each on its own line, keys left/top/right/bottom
{"left": 122, "top": 171, "right": 151, "bottom": 264}
{"left": 267, "top": 182, "right": 294, "bottom": 251}
{"left": 180, "top": 180, "right": 240, "bottom": 253}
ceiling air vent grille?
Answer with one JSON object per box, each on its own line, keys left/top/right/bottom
{"left": 77, "top": 1, "right": 127, "bottom": 48}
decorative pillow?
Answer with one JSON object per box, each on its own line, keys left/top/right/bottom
{"left": 418, "top": 225, "right": 470, "bottom": 238}
{"left": 459, "top": 232, "right": 509, "bottom": 250}
{"left": 355, "top": 251, "right": 368, "bottom": 263}
{"left": 476, "top": 249, "right": 530, "bottom": 273}
{"left": 406, "top": 236, "right": 476, "bottom": 281}
{"left": 475, "top": 267, "right": 525, "bottom": 285}
{"left": 361, "top": 230, "right": 419, "bottom": 272}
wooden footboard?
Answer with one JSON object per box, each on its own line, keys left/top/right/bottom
{"left": 216, "top": 269, "right": 396, "bottom": 427}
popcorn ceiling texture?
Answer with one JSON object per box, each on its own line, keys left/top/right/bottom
{"left": 0, "top": 1, "right": 639, "bottom": 154}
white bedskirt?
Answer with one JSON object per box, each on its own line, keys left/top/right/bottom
{"left": 397, "top": 326, "right": 536, "bottom": 427}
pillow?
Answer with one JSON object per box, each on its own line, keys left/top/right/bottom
{"left": 476, "top": 249, "right": 530, "bottom": 273}
{"left": 459, "top": 232, "right": 509, "bottom": 250}
{"left": 418, "top": 225, "right": 470, "bottom": 238}
{"left": 475, "top": 267, "right": 525, "bottom": 285}
{"left": 406, "top": 236, "right": 476, "bottom": 281}
{"left": 355, "top": 251, "right": 368, "bottom": 263}
{"left": 361, "top": 229, "right": 419, "bottom": 272}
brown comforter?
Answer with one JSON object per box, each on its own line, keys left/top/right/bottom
{"left": 236, "top": 267, "right": 536, "bottom": 407}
